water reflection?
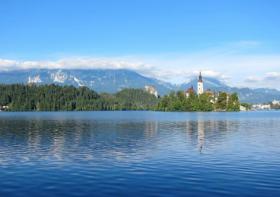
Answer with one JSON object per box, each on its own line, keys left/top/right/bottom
{"left": 1, "top": 112, "right": 280, "bottom": 196}
{"left": 0, "top": 116, "right": 244, "bottom": 164}
{"left": 0, "top": 112, "right": 277, "bottom": 164}
{"left": 184, "top": 119, "right": 240, "bottom": 153}
{"left": 144, "top": 121, "right": 158, "bottom": 138}
{"left": 0, "top": 119, "right": 161, "bottom": 165}
{"left": 197, "top": 121, "right": 205, "bottom": 153}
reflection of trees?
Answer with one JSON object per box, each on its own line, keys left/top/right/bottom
{"left": 0, "top": 119, "right": 160, "bottom": 165}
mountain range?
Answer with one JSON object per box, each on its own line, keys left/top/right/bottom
{"left": 0, "top": 68, "right": 279, "bottom": 103}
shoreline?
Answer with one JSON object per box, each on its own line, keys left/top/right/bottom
{"left": 0, "top": 109, "right": 274, "bottom": 113}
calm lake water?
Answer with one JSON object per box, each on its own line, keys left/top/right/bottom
{"left": 0, "top": 111, "right": 280, "bottom": 197}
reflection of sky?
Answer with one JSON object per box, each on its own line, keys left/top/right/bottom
{"left": 1, "top": 112, "right": 280, "bottom": 196}
{"left": 0, "top": 111, "right": 280, "bottom": 166}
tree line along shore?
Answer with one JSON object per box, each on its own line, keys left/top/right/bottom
{"left": 0, "top": 84, "right": 240, "bottom": 112}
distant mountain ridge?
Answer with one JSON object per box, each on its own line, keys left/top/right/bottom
{"left": 0, "top": 69, "right": 175, "bottom": 95}
{"left": 0, "top": 68, "right": 279, "bottom": 103}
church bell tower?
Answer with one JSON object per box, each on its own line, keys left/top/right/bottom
{"left": 197, "top": 72, "right": 204, "bottom": 95}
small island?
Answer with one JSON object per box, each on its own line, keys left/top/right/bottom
{"left": 158, "top": 72, "right": 240, "bottom": 112}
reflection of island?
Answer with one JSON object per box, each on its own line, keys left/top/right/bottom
{"left": 1, "top": 119, "right": 160, "bottom": 164}
{"left": 0, "top": 115, "right": 242, "bottom": 165}
{"left": 185, "top": 120, "right": 205, "bottom": 152}
{"left": 50, "top": 135, "right": 65, "bottom": 160}
{"left": 197, "top": 121, "right": 205, "bottom": 153}
{"left": 185, "top": 119, "right": 240, "bottom": 153}
{"left": 144, "top": 121, "right": 158, "bottom": 138}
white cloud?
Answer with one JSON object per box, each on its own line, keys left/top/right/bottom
{"left": 0, "top": 40, "right": 280, "bottom": 89}
{"left": 244, "top": 76, "right": 262, "bottom": 83}
{"left": 264, "top": 72, "right": 280, "bottom": 80}
{"left": 193, "top": 70, "right": 229, "bottom": 80}
{"left": 0, "top": 57, "right": 152, "bottom": 71}
{"left": 242, "top": 72, "right": 280, "bottom": 90}
{"left": 0, "top": 59, "right": 17, "bottom": 69}
{"left": 0, "top": 54, "right": 280, "bottom": 89}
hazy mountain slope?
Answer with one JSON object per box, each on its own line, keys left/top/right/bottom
{"left": 0, "top": 69, "right": 174, "bottom": 95}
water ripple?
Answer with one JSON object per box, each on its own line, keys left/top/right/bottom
{"left": 0, "top": 111, "right": 280, "bottom": 196}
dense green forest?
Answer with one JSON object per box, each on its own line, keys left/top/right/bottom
{"left": 0, "top": 84, "right": 158, "bottom": 111}
{"left": 0, "top": 84, "right": 240, "bottom": 112}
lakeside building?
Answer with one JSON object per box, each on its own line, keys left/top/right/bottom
{"left": 252, "top": 104, "right": 271, "bottom": 110}
{"left": 239, "top": 105, "right": 247, "bottom": 111}
{"left": 251, "top": 101, "right": 280, "bottom": 110}
{"left": 0, "top": 105, "right": 9, "bottom": 111}
{"left": 204, "top": 89, "right": 218, "bottom": 104}
{"left": 272, "top": 100, "right": 280, "bottom": 105}
{"left": 185, "top": 86, "right": 195, "bottom": 98}
{"left": 144, "top": 85, "right": 159, "bottom": 98}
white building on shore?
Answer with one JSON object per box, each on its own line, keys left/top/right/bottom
{"left": 272, "top": 100, "right": 280, "bottom": 105}
{"left": 252, "top": 104, "right": 271, "bottom": 110}
{"left": 144, "top": 85, "right": 159, "bottom": 98}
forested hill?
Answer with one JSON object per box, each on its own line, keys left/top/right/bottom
{"left": 0, "top": 84, "right": 240, "bottom": 112}
{"left": 0, "top": 84, "right": 159, "bottom": 111}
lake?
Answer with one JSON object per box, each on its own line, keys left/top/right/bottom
{"left": 0, "top": 111, "right": 280, "bottom": 196}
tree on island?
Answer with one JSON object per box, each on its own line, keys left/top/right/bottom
{"left": 158, "top": 91, "right": 239, "bottom": 112}
{"left": 227, "top": 93, "right": 240, "bottom": 111}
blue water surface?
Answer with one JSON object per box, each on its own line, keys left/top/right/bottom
{"left": 0, "top": 111, "right": 280, "bottom": 197}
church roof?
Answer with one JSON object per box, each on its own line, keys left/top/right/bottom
{"left": 186, "top": 86, "right": 195, "bottom": 93}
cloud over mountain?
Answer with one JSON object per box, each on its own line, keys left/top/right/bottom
{"left": 1, "top": 40, "right": 280, "bottom": 90}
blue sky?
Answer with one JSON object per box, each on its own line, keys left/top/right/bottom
{"left": 1, "top": 0, "right": 280, "bottom": 88}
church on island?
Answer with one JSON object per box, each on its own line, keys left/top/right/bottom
{"left": 185, "top": 72, "right": 217, "bottom": 103}
{"left": 144, "top": 72, "right": 240, "bottom": 112}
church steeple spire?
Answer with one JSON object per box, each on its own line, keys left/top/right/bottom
{"left": 198, "top": 71, "right": 203, "bottom": 82}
